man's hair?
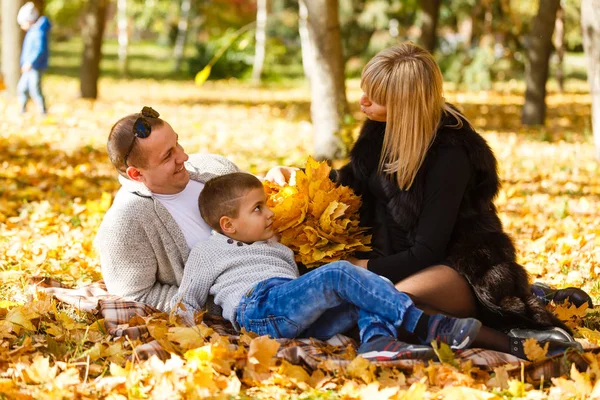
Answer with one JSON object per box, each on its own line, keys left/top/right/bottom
{"left": 199, "top": 173, "right": 264, "bottom": 232}
{"left": 107, "top": 113, "right": 164, "bottom": 177}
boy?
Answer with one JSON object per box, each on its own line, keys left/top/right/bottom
{"left": 17, "top": 2, "right": 51, "bottom": 115}
{"left": 173, "top": 172, "right": 482, "bottom": 360}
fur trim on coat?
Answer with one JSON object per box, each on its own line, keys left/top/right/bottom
{"left": 338, "top": 115, "right": 567, "bottom": 332}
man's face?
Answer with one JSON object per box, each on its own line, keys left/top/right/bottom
{"left": 129, "top": 121, "right": 190, "bottom": 194}
{"left": 229, "top": 187, "right": 275, "bottom": 243}
{"left": 20, "top": 22, "right": 33, "bottom": 31}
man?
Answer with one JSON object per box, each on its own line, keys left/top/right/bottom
{"left": 95, "top": 107, "right": 292, "bottom": 311}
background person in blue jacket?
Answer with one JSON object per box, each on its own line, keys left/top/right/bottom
{"left": 17, "top": 2, "right": 51, "bottom": 115}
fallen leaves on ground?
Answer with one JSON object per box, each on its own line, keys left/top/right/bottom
{"left": 0, "top": 76, "right": 599, "bottom": 398}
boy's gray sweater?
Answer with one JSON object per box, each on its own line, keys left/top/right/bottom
{"left": 95, "top": 154, "right": 240, "bottom": 312}
{"left": 172, "top": 232, "right": 299, "bottom": 326}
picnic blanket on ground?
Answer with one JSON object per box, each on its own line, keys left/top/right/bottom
{"left": 31, "top": 277, "right": 598, "bottom": 383}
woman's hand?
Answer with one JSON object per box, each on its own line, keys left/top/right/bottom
{"left": 265, "top": 166, "right": 299, "bottom": 186}
{"left": 346, "top": 257, "right": 369, "bottom": 269}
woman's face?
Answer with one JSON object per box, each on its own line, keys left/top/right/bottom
{"left": 360, "top": 93, "right": 387, "bottom": 122}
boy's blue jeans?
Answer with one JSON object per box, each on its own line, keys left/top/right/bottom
{"left": 235, "top": 261, "right": 423, "bottom": 343}
{"left": 17, "top": 69, "right": 46, "bottom": 114}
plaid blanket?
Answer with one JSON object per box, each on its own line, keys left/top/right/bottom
{"left": 32, "top": 278, "right": 598, "bottom": 383}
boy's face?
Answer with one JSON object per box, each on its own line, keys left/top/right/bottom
{"left": 228, "top": 187, "right": 275, "bottom": 243}
{"left": 20, "top": 22, "right": 33, "bottom": 31}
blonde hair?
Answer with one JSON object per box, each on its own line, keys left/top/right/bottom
{"left": 361, "top": 42, "right": 469, "bottom": 190}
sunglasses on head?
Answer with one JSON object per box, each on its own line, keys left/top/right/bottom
{"left": 123, "top": 106, "right": 160, "bottom": 167}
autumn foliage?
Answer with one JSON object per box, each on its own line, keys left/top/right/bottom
{"left": 1, "top": 77, "right": 600, "bottom": 398}
{"left": 264, "top": 157, "right": 371, "bottom": 268}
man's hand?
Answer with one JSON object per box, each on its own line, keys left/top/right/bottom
{"left": 346, "top": 257, "right": 369, "bottom": 269}
{"left": 265, "top": 166, "right": 299, "bottom": 186}
{"left": 21, "top": 64, "right": 32, "bottom": 73}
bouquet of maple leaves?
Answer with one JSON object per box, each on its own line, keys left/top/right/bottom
{"left": 263, "top": 157, "right": 372, "bottom": 268}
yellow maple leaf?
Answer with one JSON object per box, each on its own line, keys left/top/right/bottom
{"left": 167, "top": 325, "right": 212, "bottom": 350}
{"left": 431, "top": 341, "right": 458, "bottom": 367}
{"left": 347, "top": 356, "right": 376, "bottom": 383}
{"left": 247, "top": 336, "right": 280, "bottom": 372}
{"left": 570, "top": 363, "right": 593, "bottom": 396}
{"left": 578, "top": 327, "right": 600, "bottom": 345}
{"left": 487, "top": 366, "right": 510, "bottom": 390}
{"left": 507, "top": 379, "right": 527, "bottom": 397}
{"left": 278, "top": 360, "right": 310, "bottom": 383}
{"left": 264, "top": 157, "right": 372, "bottom": 268}
{"left": 552, "top": 301, "right": 588, "bottom": 323}
{"left": 523, "top": 337, "right": 549, "bottom": 361}
{"left": 438, "top": 386, "right": 500, "bottom": 400}
{"left": 5, "top": 305, "right": 38, "bottom": 334}
{"left": 23, "top": 356, "right": 57, "bottom": 384}
{"left": 184, "top": 344, "right": 214, "bottom": 365}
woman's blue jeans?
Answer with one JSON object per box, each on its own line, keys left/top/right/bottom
{"left": 17, "top": 69, "right": 46, "bottom": 114}
{"left": 235, "top": 261, "right": 423, "bottom": 343}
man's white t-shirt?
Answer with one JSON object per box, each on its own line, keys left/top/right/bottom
{"left": 154, "top": 180, "right": 212, "bottom": 250}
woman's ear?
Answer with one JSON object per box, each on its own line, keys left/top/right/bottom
{"left": 220, "top": 216, "right": 236, "bottom": 235}
{"left": 126, "top": 166, "right": 143, "bottom": 182}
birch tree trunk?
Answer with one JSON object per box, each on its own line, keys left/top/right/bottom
{"left": 300, "top": 0, "right": 349, "bottom": 160}
{"left": 80, "top": 0, "right": 108, "bottom": 99}
{"left": 581, "top": 0, "right": 600, "bottom": 161}
{"left": 1, "top": 0, "right": 24, "bottom": 97}
{"left": 522, "top": 0, "right": 560, "bottom": 125}
{"left": 298, "top": 0, "right": 314, "bottom": 82}
{"left": 251, "top": 0, "right": 267, "bottom": 83}
{"left": 117, "top": 0, "right": 129, "bottom": 76}
{"left": 554, "top": 3, "right": 565, "bottom": 92}
{"left": 173, "top": 0, "right": 192, "bottom": 73}
{"left": 419, "top": 0, "right": 441, "bottom": 53}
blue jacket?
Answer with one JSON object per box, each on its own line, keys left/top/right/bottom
{"left": 20, "top": 16, "right": 51, "bottom": 70}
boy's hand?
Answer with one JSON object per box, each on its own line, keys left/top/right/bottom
{"left": 21, "top": 64, "right": 32, "bottom": 73}
{"left": 346, "top": 257, "right": 368, "bottom": 269}
{"left": 265, "top": 166, "right": 299, "bottom": 186}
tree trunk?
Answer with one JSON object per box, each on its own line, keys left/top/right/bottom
{"left": 1, "top": 0, "right": 24, "bottom": 97}
{"left": 419, "top": 0, "right": 441, "bottom": 53}
{"left": 298, "top": 0, "right": 314, "bottom": 82}
{"left": 173, "top": 0, "right": 192, "bottom": 73}
{"left": 554, "top": 3, "right": 565, "bottom": 92}
{"left": 251, "top": 0, "right": 267, "bottom": 83}
{"left": 522, "top": 0, "right": 560, "bottom": 125}
{"left": 80, "top": 0, "right": 108, "bottom": 99}
{"left": 301, "top": 0, "right": 349, "bottom": 160}
{"left": 117, "top": 0, "right": 129, "bottom": 76}
{"left": 581, "top": 0, "right": 600, "bottom": 161}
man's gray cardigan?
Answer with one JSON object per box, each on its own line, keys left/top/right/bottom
{"left": 94, "top": 154, "right": 239, "bottom": 312}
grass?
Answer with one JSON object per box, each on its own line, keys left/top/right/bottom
{"left": 48, "top": 38, "right": 196, "bottom": 80}
{"left": 45, "top": 38, "right": 591, "bottom": 89}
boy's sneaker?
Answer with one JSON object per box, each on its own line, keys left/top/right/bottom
{"left": 425, "top": 315, "right": 482, "bottom": 350}
{"left": 358, "top": 336, "right": 436, "bottom": 361}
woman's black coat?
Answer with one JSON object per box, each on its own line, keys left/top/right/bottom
{"left": 338, "top": 115, "right": 566, "bottom": 331}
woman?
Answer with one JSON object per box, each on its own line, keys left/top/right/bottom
{"left": 334, "top": 43, "right": 583, "bottom": 356}
{"left": 267, "top": 43, "right": 587, "bottom": 357}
